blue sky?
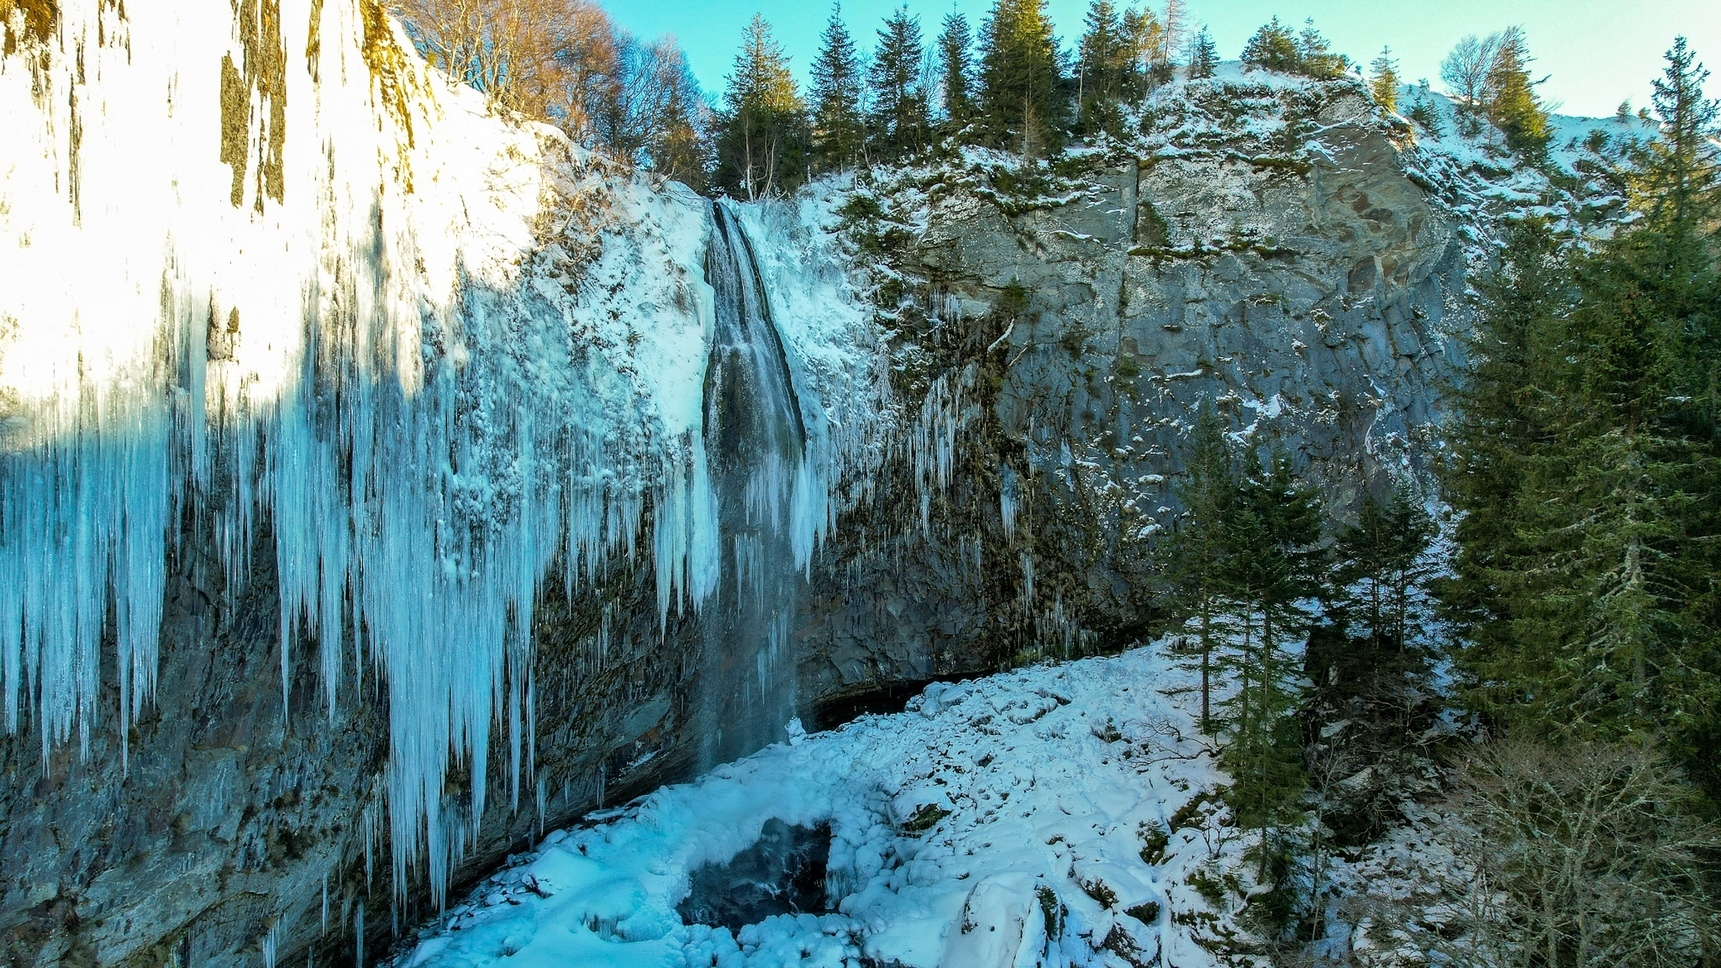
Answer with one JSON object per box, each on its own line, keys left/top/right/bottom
{"left": 605, "top": 0, "right": 1721, "bottom": 120}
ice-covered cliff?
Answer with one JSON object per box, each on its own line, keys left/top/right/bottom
{"left": 0, "top": 2, "right": 885, "bottom": 963}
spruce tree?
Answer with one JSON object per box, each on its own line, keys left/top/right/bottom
{"left": 1370, "top": 47, "right": 1400, "bottom": 114}
{"left": 717, "top": 15, "right": 806, "bottom": 199}
{"left": 1483, "top": 27, "right": 1550, "bottom": 157}
{"left": 1241, "top": 17, "right": 1299, "bottom": 74}
{"left": 977, "top": 0, "right": 1066, "bottom": 155}
{"left": 1120, "top": 7, "right": 1163, "bottom": 96}
{"left": 1217, "top": 452, "right": 1321, "bottom": 856}
{"left": 1441, "top": 218, "right": 1574, "bottom": 722}
{"left": 1185, "top": 26, "right": 1217, "bottom": 82}
{"left": 1334, "top": 484, "right": 1435, "bottom": 659}
{"left": 1635, "top": 36, "right": 1721, "bottom": 238}
{"left": 1440, "top": 44, "right": 1721, "bottom": 785}
{"left": 938, "top": 12, "right": 976, "bottom": 130}
{"left": 869, "top": 6, "right": 930, "bottom": 160}
{"left": 1076, "top": 0, "right": 1129, "bottom": 135}
{"left": 809, "top": 5, "right": 866, "bottom": 173}
{"left": 1166, "top": 405, "right": 1238, "bottom": 734}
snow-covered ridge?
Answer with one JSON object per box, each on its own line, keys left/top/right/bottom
{"left": 0, "top": 0, "right": 882, "bottom": 906}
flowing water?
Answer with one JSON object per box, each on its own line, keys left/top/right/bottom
{"left": 699, "top": 203, "right": 809, "bottom": 767}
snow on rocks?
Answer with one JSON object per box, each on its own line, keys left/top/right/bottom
{"left": 391, "top": 642, "right": 1256, "bottom": 968}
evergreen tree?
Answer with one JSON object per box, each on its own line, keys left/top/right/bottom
{"left": 977, "top": 0, "right": 1066, "bottom": 156}
{"left": 1120, "top": 7, "right": 1164, "bottom": 96}
{"left": 1241, "top": 17, "right": 1299, "bottom": 74}
{"left": 1370, "top": 47, "right": 1400, "bottom": 113}
{"left": 1483, "top": 26, "right": 1550, "bottom": 157}
{"left": 869, "top": 6, "right": 930, "bottom": 160}
{"left": 1217, "top": 452, "right": 1322, "bottom": 856}
{"left": 1165, "top": 405, "right": 1238, "bottom": 734}
{"left": 1294, "top": 19, "right": 1349, "bottom": 80}
{"left": 1185, "top": 25, "right": 1217, "bottom": 81}
{"left": 937, "top": 12, "right": 976, "bottom": 129}
{"left": 1334, "top": 484, "right": 1435, "bottom": 658}
{"left": 1441, "top": 218, "right": 1574, "bottom": 723}
{"left": 809, "top": 4, "right": 866, "bottom": 172}
{"left": 1076, "top": 0, "right": 1130, "bottom": 135}
{"left": 1634, "top": 36, "right": 1721, "bottom": 237}
{"left": 1440, "top": 47, "right": 1721, "bottom": 795}
{"left": 716, "top": 14, "right": 806, "bottom": 199}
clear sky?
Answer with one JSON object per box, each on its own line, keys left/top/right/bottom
{"left": 604, "top": 0, "right": 1721, "bottom": 120}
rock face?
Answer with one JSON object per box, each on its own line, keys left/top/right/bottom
{"left": 794, "top": 85, "right": 1471, "bottom": 704}
{"left": 2, "top": 11, "right": 1586, "bottom": 967}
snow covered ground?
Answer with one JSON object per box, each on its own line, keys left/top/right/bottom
{"left": 389, "top": 641, "right": 1260, "bottom": 968}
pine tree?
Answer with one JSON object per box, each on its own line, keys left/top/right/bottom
{"left": 1241, "top": 17, "right": 1298, "bottom": 74}
{"left": 1120, "top": 7, "right": 1163, "bottom": 96}
{"left": 716, "top": 15, "right": 806, "bottom": 199}
{"left": 1217, "top": 452, "right": 1321, "bottom": 855}
{"left": 1634, "top": 36, "right": 1721, "bottom": 237}
{"left": 937, "top": 12, "right": 976, "bottom": 130}
{"left": 1483, "top": 26, "right": 1550, "bottom": 157}
{"left": 1076, "top": 0, "right": 1130, "bottom": 135}
{"left": 1185, "top": 26, "right": 1217, "bottom": 81}
{"left": 1370, "top": 47, "right": 1400, "bottom": 114}
{"left": 1165, "top": 405, "right": 1238, "bottom": 734}
{"left": 1295, "top": 19, "right": 1349, "bottom": 80}
{"left": 809, "top": 4, "right": 866, "bottom": 172}
{"left": 977, "top": 0, "right": 1065, "bottom": 155}
{"left": 869, "top": 6, "right": 930, "bottom": 160}
{"left": 1441, "top": 218, "right": 1574, "bottom": 722}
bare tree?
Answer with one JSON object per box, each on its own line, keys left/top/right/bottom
{"left": 388, "top": 0, "right": 709, "bottom": 183}
{"left": 1449, "top": 740, "right": 1718, "bottom": 968}
{"left": 1440, "top": 31, "right": 1503, "bottom": 127}
{"left": 595, "top": 34, "right": 710, "bottom": 180}
{"left": 390, "top": 0, "right": 618, "bottom": 139}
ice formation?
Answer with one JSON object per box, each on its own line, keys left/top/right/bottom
{"left": 0, "top": 0, "right": 884, "bottom": 908}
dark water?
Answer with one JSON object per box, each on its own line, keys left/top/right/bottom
{"left": 676, "top": 819, "right": 834, "bottom": 930}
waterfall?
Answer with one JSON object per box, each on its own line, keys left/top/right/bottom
{"left": 699, "top": 203, "right": 808, "bottom": 766}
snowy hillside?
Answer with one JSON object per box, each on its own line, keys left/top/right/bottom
{"left": 390, "top": 641, "right": 1260, "bottom": 968}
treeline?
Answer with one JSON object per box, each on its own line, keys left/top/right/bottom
{"left": 709, "top": 0, "right": 1559, "bottom": 197}
{"left": 390, "top": 0, "right": 1560, "bottom": 195}
{"left": 1157, "top": 40, "right": 1721, "bottom": 960}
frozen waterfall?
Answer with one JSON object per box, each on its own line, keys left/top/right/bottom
{"left": 699, "top": 202, "right": 812, "bottom": 766}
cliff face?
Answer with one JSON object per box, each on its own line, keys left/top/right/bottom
{"left": 794, "top": 92, "right": 1450, "bottom": 695}
{"left": 0, "top": 7, "right": 1622, "bottom": 965}
{"left": 789, "top": 74, "right": 1622, "bottom": 721}
{"left": 0, "top": 3, "right": 867, "bottom": 963}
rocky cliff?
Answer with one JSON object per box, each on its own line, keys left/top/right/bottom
{"left": 0, "top": 6, "right": 1633, "bottom": 965}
